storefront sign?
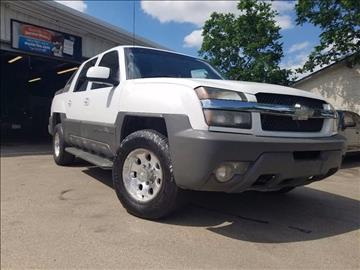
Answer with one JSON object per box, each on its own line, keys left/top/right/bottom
{"left": 11, "top": 20, "right": 82, "bottom": 60}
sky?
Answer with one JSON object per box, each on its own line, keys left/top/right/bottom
{"left": 55, "top": 0, "right": 322, "bottom": 76}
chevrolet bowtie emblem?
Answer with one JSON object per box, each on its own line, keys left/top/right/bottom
{"left": 292, "top": 104, "right": 314, "bottom": 120}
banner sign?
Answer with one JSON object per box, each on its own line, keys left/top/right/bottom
{"left": 11, "top": 20, "right": 82, "bottom": 61}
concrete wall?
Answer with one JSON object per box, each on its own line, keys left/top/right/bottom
{"left": 294, "top": 62, "right": 360, "bottom": 114}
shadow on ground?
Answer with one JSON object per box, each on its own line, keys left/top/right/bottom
{"left": 0, "top": 135, "right": 52, "bottom": 157}
{"left": 341, "top": 153, "right": 360, "bottom": 169}
{"left": 83, "top": 161, "right": 360, "bottom": 244}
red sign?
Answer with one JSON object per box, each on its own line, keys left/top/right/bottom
{"left": 21, "top": 25, "right": 53, "bottom": 42}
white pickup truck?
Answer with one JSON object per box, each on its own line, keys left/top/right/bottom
{"left": 49, "top": 46, "right": 344, "bottom": 219}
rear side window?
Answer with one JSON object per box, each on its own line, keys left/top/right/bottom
{"left": 74, "top": 58, "right": 97, "bottom": 92}
{"left": 343, "top": 112, "right": 356, "bottom": 127}
{"left": 354, "top": 114, "right": 360, "bottom": 124}
{"left": 91, "top": 50, "right": 119, "bottom": 90}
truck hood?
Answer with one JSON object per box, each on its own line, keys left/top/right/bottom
{"left": 132, "top": 78, "right": 326, "bottom": 102}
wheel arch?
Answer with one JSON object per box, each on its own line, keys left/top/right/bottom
{"left": 120, "top": 114, "right": 168, "bottom": 142}
{"left": 49, "top": 112, "right": 66, "bottom": 135}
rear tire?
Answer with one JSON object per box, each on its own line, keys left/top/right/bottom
{"left": 53, "top": 124, "right": 74, "bottom": 166}
{"left": 113, "top": 130, "right": 184, "bottom": 219}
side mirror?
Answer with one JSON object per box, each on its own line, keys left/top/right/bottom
{"left": 86, "top": 66, "right": 119, "bottom": 86}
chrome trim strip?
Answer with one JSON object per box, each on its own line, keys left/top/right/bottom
{"left": 201, "top": 99, "right": 337, "bottom": 119}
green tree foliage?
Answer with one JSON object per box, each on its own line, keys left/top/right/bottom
{"left": 200, "top": 0, "right": 291, "bottom": 85}
{"left": 296, "top": 0, "right": 360, "bottom": 72}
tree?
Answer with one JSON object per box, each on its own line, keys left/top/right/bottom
{"left": 200, "top": 0, "right": 291, "bottom": 85}
{"left": 296, "top": 0, "right": 360, "bottom": 72}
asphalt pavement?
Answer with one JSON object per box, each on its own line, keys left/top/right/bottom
{"left": 1, "top": 145, "right": 359, "bottom": 269}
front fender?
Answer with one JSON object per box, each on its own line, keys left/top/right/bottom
{"left": 118, "top": 81, "right": 208, "bottom": 130}
{"left": 50, "top": 94, "right": 67, "bottom": 116}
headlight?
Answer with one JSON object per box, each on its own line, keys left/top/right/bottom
{"left": 195, "top": 86, "right": 251, "bottom": 129}
{"left": 204, "top": 109, "right": 251, "bottom": 129}
{"left": 195, "top": 86, "right": 247, "bottom": 101}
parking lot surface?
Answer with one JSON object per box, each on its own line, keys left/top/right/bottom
{"left": 1, "top": 146, "right": 360, "bottom": 269}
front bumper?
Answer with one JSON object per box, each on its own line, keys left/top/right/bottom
{"left": 166, "top": 116, "right": 345, "bottom": 193}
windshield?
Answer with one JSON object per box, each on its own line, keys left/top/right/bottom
{"left": 125, "top": 48, "right": 223, "bottom": 80}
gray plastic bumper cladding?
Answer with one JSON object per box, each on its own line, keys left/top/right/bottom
{"left": 165, "top": 115, "right": 345, "bottom": 193}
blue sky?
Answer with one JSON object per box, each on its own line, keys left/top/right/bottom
{"left": 56, "top": 1, "right": 322, "bottom": 74}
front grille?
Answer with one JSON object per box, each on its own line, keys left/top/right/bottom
{"left": 261, "top": 114, "right": 323, "bottom": 132}
{"left": 256, "top": 93, "right": 325, "bottom": 132}
{"left": 255, "top": 93, "right": 326, "bottom": 109}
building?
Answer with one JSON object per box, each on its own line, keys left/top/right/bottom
{"left": 0, "top": 1, "right": 162, "bottom": 139}
{"left": 293, "top": 55, "right": 360, "bottom": 114}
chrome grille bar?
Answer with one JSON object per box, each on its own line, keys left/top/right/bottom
{"left": 201, "top": 99, "right": 337, "bottom": 119}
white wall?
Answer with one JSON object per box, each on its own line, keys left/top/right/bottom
{"left": 294, "top": 62, "right": 360, "bottom": 114}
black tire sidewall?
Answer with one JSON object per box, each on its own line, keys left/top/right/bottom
{"left": 113, "top": 130, "right": 180, "bottom": 219}
{"left": 53, "top": 124, "right": 74, "bottom": 165}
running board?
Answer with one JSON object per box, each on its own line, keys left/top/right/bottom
{"left": 65, "top": 147, "right": 113, "bottom": 168}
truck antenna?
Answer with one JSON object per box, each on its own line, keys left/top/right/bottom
{"left": 132, "top": 0, "right": 136, "bottom": 46}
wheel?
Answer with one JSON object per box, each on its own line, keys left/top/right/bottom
{"left": 53, "top": 124, "right": 75, "bottom": 166}
{"left": 113, "top": 130, "right": 183, "bottom": 219}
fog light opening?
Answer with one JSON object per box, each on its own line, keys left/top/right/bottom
{"left": 214, "top": 162, "right": 250, "bottom": 183}
{"left": 214, "top": 164, "right": 234, "bottom": 182}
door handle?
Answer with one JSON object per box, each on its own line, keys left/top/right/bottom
{"left": 83, "top": 97, "right": 90, "bottom": 106}
{"left": 67, "top": 100, "right": 72, "bottom": 106}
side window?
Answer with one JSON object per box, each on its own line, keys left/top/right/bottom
{"left": 351, "top": 113, "right": 359, "bottom": 127}
{"left": 63, "top": 72, "right": 76, "bottom": 92}
{"left": 344, "top": 112, "right": 356, "bottom": 128}
{"left": 91, "top": 50, "right": 119, "bottom": 90}
{"left": 74, "top": 58, "right": 97, "bottom": 92}
{"left": 191, "top": 69, "right": 209, "bottom": 78}
{"left": 354, "top": 114, "right": 360, "bottom": 125}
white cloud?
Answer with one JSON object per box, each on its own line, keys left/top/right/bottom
{"left": 141, "top": 0, "right": 295, "bottom": 48}
{"left": 275, "top": 15, "right": 293, "bottom": 30}
{"left": 280, "top": 51, "right": 319, "bottom": 79}
{"left": 281, "top": 52, "right": 309, "bottom": 71}
{"left": 141, "top": 1, "right": 238, "bottom": 27}
{"left": 270, "top": 1, "right": 295, "bottom": 13}
{"left": 55, "top": 0, "right": 87, "bottom": 12}
{"left": 267, "top": 1, "right": 295, "bottom": 30}
{"left": 184, "top": 30, "right": 203, "bottom": 48}
{"left": 288, "top": 41, "right": 310, "bottom": 53}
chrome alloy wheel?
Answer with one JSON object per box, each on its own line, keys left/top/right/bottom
{"left": 122, "top": 148, "right": 163, "bottom": 202}
{"left": 54, "top": 133, "right": 60, "bottom": 157}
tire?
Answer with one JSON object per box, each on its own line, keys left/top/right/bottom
{"left": 113, "top": 130, "right": 184, "bottom": 219}
{"left": 53, "top": 124, "right": 75, "bottom": 166}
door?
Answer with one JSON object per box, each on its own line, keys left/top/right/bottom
{"left": 64, "top": 57, "right": 97, "bottom": 139}
{"left": 79, "top": 50, "right": 121, "bottom": 155}
{"left": 85, "top": 50, "right": 120, "bottom": 124}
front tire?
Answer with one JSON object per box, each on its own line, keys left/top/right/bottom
{"left": 113, "top": 130, "right": 183, "bottom": 219}
{"left": 53, "top": 124, "right": 74, "bottom": 166}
